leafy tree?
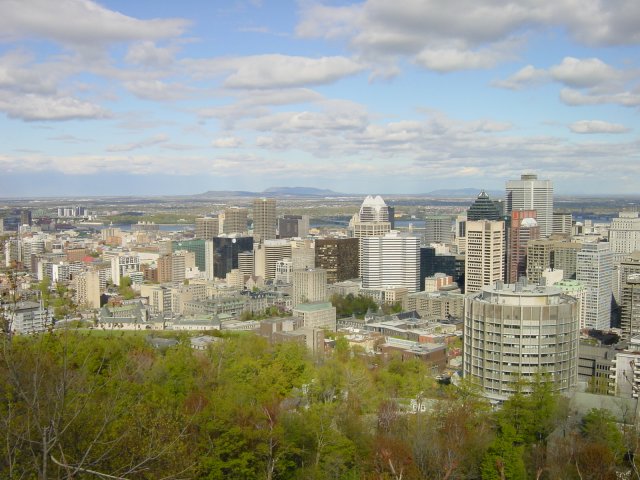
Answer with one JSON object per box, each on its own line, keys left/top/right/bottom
{"left": 480, "top": 420, "right": 527, "bottom": 480}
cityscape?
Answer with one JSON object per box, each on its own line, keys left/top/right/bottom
{"left": 2, "top": 0, "right": 640, "bottom": 479}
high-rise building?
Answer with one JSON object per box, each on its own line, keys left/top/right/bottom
{"left": 252, "top": 198, "right": 277, "bottom": 242}
{"left": 292, "top": 268, "right": 327, "bottom": 307}
{"left": 506, "top": 173, "right": 554, "bottom": 237}
{"left": 419, "top": 247, "right": 459, "bottom": 291}
{"left": 223, "top": 207, "right": 249, "bottom": 235}
{"left": 463, "top": 281, "right": 579, "bottom": 402}
{"left": 464, "top": 220, "right": 505, "bottom": 294}
{"left": 290, "top": 239, "right": 315, "bottom": 270}
{"left": 110, "top": 253, "right": 140, "bottom": 286}
{"left": 467, "top": 191, "right": 502, "bottom": 221}
{"left": 156, "top": 253, "right": 187, "bottom": 284}
{"left": 526, "top": 239, "right": 582, "bottom": 284}
{"left": 195, "top": 216, "right": 219, "bottom": 239}
{"left": 172, "top": 239, "right": 206, "bottom": 272}
{"left": 349, "top": 195, "right": 392, "bottom": 238}
{"left": 577, "top": 242, "right": 613, "bottom": 330}
{"left": 74, "top": 270, "right": 101, "bottom": 309}
{"left": 553, "top": 212, "right": 573, "bottom": 236}
{"left": 205, "top": 236, "right": 254, "bottom": 280}
{"left": 254, "top": 239, "right": 292, "bottom": 281}
{"left": 619, "top": 253, "right": 640, "bottom": 339}
{"left": 361, "top": 231, "right": 420, "bottom": 293}
{"left": 278, "top": 215, "right": 310, "bottom": 238}
{"left": 609, "top": 211, "right": 640, "bottom": 263}
{"left": 507, "top": 210, "right": 539, "bottom": 284}
{"left": 315, "top": 238, "right": 359, "bottom": 284}
{"left": 424, "top": 215, "right": 454, "bottom": 245}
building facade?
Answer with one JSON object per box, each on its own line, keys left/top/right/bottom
{"left": 361, "top": 231, "right": 420, "bottom": 293}
{"left": 463, "top": 281, "right": 579, "bottom": 402}
{"left": 506, "top": 173, "right": 553, "bottom": 237}
{"left": 576, "top": 242, "right": 613, "bottom": 330}
{"left": 464, "top": 220, "right": 505, "bottom": 294}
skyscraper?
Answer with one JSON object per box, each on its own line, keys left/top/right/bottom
{"left": 223, "top": 207, "right": 248, "bottom": 235}
{"left": 463, "top": 281, "right": 579, "bottom": 402}
{"left": 315, "top": 238, "right": 359, "bottom": 283}
{"left": 464, "top": 220, "right": 505, "bottom": 293}
{"left": 360, "top": 231, "right": 420, "bottom": 293}
{"left": 349, "top": 195, "right": 391, "bottom": 238}
{"left": 252, "top": 198, "right": 277, "bottom": 242}
{"left": 506, "top": 173, "right": 554, "bottom": 237}
{"left": 577, "top": 242, "right": 613, "bottom": 330}
{"left": 608, "top": 211, "right": 640, "bottom": 263}
{"left": 205, "top": 236, "right": 254, "bottom": 280}
{"left": 278, "top": 215, "right": 310, "bottom": 238}
{"left": 467, "top": 191, "right": 502, "bottom": 221}
{"left": 619, "top": 253, "right": 640, "bottom": 339}
{"left": 195, "top": 216, "right": 219, "bottom": 239}
{"left": 292, "top": 268, "right": 327, "bottom": 307}
{"left": 506, "top": 210, "right": 539, "bottom": 283}
{"left": 424, "top": 215, "right": 454, "bottom": 245}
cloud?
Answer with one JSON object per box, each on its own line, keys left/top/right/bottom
{"left": 550, "top": 57, "right": 622, "bottom": 88}
{"left": 559, "top": 88, "right": 640, "bottom": 107}
{"left": 106, "top": 134, "right": 169, "bottom": 152}
{"left": 0, "top": 0, "right": 188, "bottom": 46}
{"left": 123, "top": 79, "right": 192, "bottom": 101}
{"left": 212, "top": 136, "right": 243, "bottom": 148}
{"left": 569, "top": 120, "right": 630, "bottom": 134}
{"left": 125, "top": 41, "right": 179, "bottom": 67}
{"left": 296, "top": 0, "right": 640, "bottom": 74}
{"left": 184, "top": 54, "right": 365, "bottom": 89}
{"left": 415, "top": 46, "right": 511, "bottom": 72}
{"left": 0, "top": 92, "right": 109, "bottom": 121}
{"left": 492, "top": 65, "right": 548, "bottom": 90}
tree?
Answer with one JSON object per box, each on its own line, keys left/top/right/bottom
{"left": 480, "top": 420, "right": 527, "bottom": 480}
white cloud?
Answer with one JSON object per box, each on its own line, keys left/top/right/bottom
{"left": 560, "top": 88, "right": 640, "bottom": 107}
{"left": 492, "top": 65, "right": 548, "bottom": 90}
{"left": 125, "top": 41, "right": 178, "bottom": 67}
{"left": 0, "top": 92, "right": 108, "bottom": 121}
{"left": 415, "top": 46, "right": 509, "bottom": 72}
{"left": 0, "top": 0, "right": 188, "bottom": 46}
{"left": 107, "top": 134, "right": 169, "bottom": 152}
{"left": 184, "top": 54, "right": 365, "bottom": 89}
{"left": 296, "top": 0, "right": 640, "bottom": 74}
{"left": 569, "top": 120, "right": 630, "bottom": 134}
{"left": 550, "top": 57, "right": 622, "bottom": 88}
{"left": 212, "top": 136, "right": 243, "bottom": 148}
{"left": 123, "top": 79, "right": 192, "bottom": 101}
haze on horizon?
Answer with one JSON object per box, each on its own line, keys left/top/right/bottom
{"left": 0, "top": 0, "right": 638, "bottom": 197}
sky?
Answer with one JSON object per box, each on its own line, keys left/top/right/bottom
{"left": 0, "top": 0, "right": 639, "bottom": 197}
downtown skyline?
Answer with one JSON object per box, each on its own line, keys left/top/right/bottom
{"left": 0, "top": 0, "right": 639, "bottom": 197}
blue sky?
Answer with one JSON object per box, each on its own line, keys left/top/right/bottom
{"left": 0, "top": 0, "right": 639, "bottom": 197}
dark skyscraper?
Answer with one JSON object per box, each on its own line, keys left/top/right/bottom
{"left": 315, "top": 238, "right": 359, "bottom": 283}
{"left": 467, "top": 191, "right": 502, "bottom": 221}
{"left": 211, "top": 236, "right": 253, "bottom": 278}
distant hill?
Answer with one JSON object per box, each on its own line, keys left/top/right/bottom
{"left": 262, "top": 187, "right": 342, "bottom": 196}
{"left": 424, "top": 188, "right": 503, "bottom": 198}
{"left": 196, "top": 190, "right": 257, "bottom": 198}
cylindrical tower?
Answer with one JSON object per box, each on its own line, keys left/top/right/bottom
{"left": 463, "top": 280, "right": 579, "bottom": 402}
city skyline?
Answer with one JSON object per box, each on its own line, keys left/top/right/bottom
{"left": 1, "top": 0, "right": 639, "bottom": 197}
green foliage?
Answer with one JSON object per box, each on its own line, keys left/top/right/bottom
{"left": 330, "top": 293, "right": 378, "bottom": 318}
{"left": 118, "top": 275, "right": 136, "bottom": 300}
{"left": 581, "top": 408, "right": 625, "bottom": 458}
{"left": 498, "top": 373, "right": 559, "bottom": 445}
{"left": 480, "top": 420, "right": 527, "bottom": 480}
{"left": 0, "top": 329, "right": 630, "bottom": 480}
